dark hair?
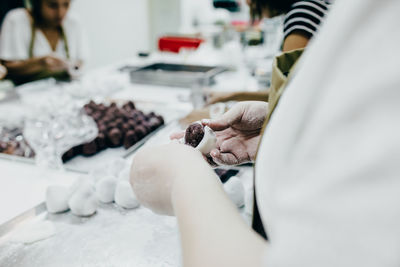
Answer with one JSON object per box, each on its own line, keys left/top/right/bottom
{"left": 250, "top": 0, "right": 297, "bottom": 21}
{"left": 30, "top": 0, "right": 44, "bottom": 25}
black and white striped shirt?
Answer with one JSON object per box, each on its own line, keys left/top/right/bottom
{"left": 283, "top": 0, "right": 332, "bottom": 40}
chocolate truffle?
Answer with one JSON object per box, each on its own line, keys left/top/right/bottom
{"left": 135, "top": 125, "right": 147, "bottom": 140}
{"left": 82, "top": 141, "right": 97, "bottom": 156}
{"left": 185, "top": 123, "right": 205, "bottom": 148}
{"left": 123, "top": 130, "right": 138, "bottom": 149}
{"left": 107, "top": 128, "right": 122, "bottom": 146}
{"left": 122, "top": 101, "right": 135, "bottom": 111}
{"left": 96, "top": 133, "right": 107, "bottom": 149}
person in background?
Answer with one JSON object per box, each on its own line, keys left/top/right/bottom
{"left": 0, "top": 0, "right": 88, "bottom": 84}
{"left": 0, "top": 64, "right": 6, "bottom": 80}
{"left": 130, "top": 0, "right": 400, "bottom": 266}
{"left": 207, "top": 0, "right": 332, "bottom": 104}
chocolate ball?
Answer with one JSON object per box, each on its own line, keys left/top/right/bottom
{"left": 123, "top": 130, "right": 138, "bottom": 149}
{"left": 156, "top": 115, "right": 164, "bottom": 125}
{"left": 127, "top": 120, "right": 136, "bottom": 129}
{"left": 184, "top": 123, "right": 204, "bottom": 148}
{"left": 123, "top": 101, "right": 135, "bottom": 111}
{"left": 107, "top": 127, "right": 122, "bottom": 146}
{"left": 135, "top": 125, "right": 147, "bottom": 140}
{"left": 96, "top": 133, "right": 107, "bottom": 149}
{"left": 82, "top": 140, "right": 97, "bottom": 156}
{"left": 122, "top": 123, "right": 130, "bottom": 133}
{"left": 148, "top": 117, "right": 161, "bottom": 131}
{"left": 107, "top": 122, "right": 117, "bottom": 130}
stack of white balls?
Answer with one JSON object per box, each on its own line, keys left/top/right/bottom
{"left": 46, "top": 158, "right": 140, "bottom": 217}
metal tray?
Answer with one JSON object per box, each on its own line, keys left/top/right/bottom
{"left": 129, "top": 62, "right": 227, "bottom": 88}
{"left": 0, "top": 122, "right": 167, "bottom": 174}
{"left": 0, "top": 202, "right": 181, "bottom": 267}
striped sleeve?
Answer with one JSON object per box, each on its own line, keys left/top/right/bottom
{"left": 283, "top": 0, "right": 332, "bottom": 40}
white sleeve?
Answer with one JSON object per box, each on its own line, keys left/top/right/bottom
{"left": 0, "top": 9, "right": 31, "bottom": 61}
{"left": 255, "top": 0, "right": 400, "bottom": 266}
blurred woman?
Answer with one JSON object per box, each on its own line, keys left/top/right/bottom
{"left": 0, "top": 0, "right": 88, "bottom": 84}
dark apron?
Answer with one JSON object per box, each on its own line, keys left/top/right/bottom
{"left": 252, "top": 48, "right": 304, "bottom": 240}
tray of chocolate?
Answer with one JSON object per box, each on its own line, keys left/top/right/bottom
{"left": 62, "top": 100, "right": 165, "bottom": 162}
{"left": 0, "top": 126, "right": 35, "bottom": 162}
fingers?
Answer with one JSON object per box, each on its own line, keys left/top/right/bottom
{"left": 210, "top": 149, "right": 239, "bottom": 166}
{"left": 202, "top": 102, "right": 245, "bottom": 131}
{"left": 170, "top": 131, "right": 184, "bottom": 140}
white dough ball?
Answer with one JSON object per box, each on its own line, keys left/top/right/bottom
{"left": 68, "top": 178, "right": 94, "bottom": 198}
{"left": 196, "top": 125, "right": 217, "bottom": 155}
{"left": 95, "top": 176, "right": 117, "bottom": 203}
{"left": 223, "top": 176, "right": 245, "bottom": 208}
{"left": 68, "top": 182, "right": 98, "bottom": 217}
{"left": 46, "top": 186, "right": 70, "bottom": 213}
{"left": 118, "top": 167, "right": 131, "bottom": 181}
{"left": 108, "top": 158, "right": 128, "bottom": 177}
{"left": 89, "top": 167, "right": 110, "bottom": 183}
{"left": 115, "top": 180, "right": 140, "bottom": 209}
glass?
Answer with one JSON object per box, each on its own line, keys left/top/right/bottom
{"left": 24, "top": 101, "right": 98, "bottom": 170}
{"left": 190, "top": 76, "right": 210, "bottom": 109}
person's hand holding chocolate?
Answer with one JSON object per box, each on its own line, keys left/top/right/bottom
{"left": 203, "top": 101, "right": 268, "bottom": 166}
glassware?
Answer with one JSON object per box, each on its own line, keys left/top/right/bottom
{"left": 190, "top": 76, "right": 211, "bottom": 109}
{"left": 24, "top": 102, "right": 98, "bottom": 170}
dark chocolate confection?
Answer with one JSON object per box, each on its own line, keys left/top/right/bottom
{"left": 115, "top": 118, "right": 124, "bottom": 129}
{"left": 135, "top": 125, "right": 147, "bottom": 139}
{"left": 98, "top": 124, "right": 107, "bottom": 134}
{"left": 122, "top": 101, "right": 135, "bottom": 111}
{"left": 148, "top": 117, "right": 161, "bottom": 131}
{"left": 107, "top": 122, "right": 117, "bottom": 130}
{"left": 214, "top": 168, "right": 240, "bottom": 183}
{"left": 127, "top": 120, "right": 136, "bottom": 129}
{"left": 96, "top": 133, "right": 107, "bottom": 149}
{"left": 156, "top": 115, "right": 164, "bottom": 126}
{"left": 184, "top": 123, "right": 205, "bottom": 148}
{"left": 107, "top": 127, "right": 122, "bottom": 146}
{"left": 82, "top": 140, "right": 97, "bottom": 156}
{"left": 63, "top": 100, "right": 165, "bottom": 161}
{"left": 62, "top": 148, "right": 75, "bottom": 162}
{"left": 122, "top": 123, "right": 130, "bottom": 133}
{"left": 123, "top": 130, "right": 138, "bottom": 149}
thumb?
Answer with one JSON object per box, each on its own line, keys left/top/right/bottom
{"left": 202, "top": 104, "right": 244, "bottom": 131}
{"left": 210, "top": 149, "right": 239, "bottom": 166}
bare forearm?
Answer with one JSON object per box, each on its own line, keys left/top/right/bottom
{"left": 3, "top": 58, "right": 45, "bottom": 77}
{"left": 172, "top": 166, "right": 267, "bottom": 267}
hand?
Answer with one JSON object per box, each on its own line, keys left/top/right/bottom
{"left": 130, "top": 143, "right": 212, "bottom": 215}
{"left": 203, "top": 101, "right": 268, "bottom": 165}
{"left": 0, "top": 64, "right": 7, "bottom": 80}
{"left": 41, "top": 55, "right": 69, "bottom": 73}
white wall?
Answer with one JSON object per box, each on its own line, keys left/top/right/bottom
{"left": 70, "top": 0, "right": 150, "bottom": 70}
{"left": 148, "top": 0, "right": 182, "bottom": 50}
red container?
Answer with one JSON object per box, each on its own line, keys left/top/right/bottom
{"left": 158, "top": 36, "right": 204, "bottom": 53}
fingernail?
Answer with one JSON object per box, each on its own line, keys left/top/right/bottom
{"left": 201, "top": 119, "right": 210, "bottom": 125}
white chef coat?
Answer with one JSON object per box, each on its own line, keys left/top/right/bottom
{"left": 0, "top": 8, "right": 88, "bottom": 63}
{"left": 255, "top": 0, "right": 400, "bottom": 266}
